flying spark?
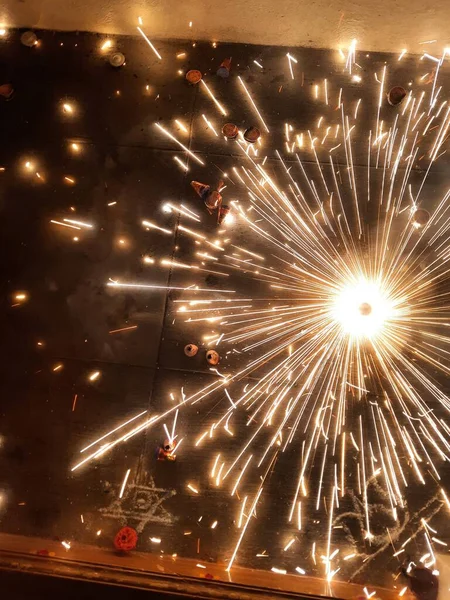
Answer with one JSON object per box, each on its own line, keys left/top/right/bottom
{"left": 237, "top": 76, "right": 270, "bottom": 132}
{"left": 137, "top": 26, "right": 162, "bottom": 60}
{"left": 200, "top": 80, "right": 227, "bottom": 116}
{"left": 154, "top": 123, "right": 205, "bottom": 165}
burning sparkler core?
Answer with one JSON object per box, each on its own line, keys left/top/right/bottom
{"left": 331, "top": 278, "right": 393, "bottom": 339}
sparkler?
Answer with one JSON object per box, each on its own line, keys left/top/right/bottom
{"left": 101, "top": 39, "right": 112, "bottom": 51}
{"left": 136, "top": 26, "right": 162, "bottom": 61}
{"left": 200, "top": 80, "right": 227, "bottom": 116}
{"left": 173, "top": 156, "right": 189, "bottom": 172}
{"left": 154, "top": 123, "right": 205, "bottom": 165}
{"left": 72, "top": 48, "right": 450, "bottom": 593}
{"left": 286, "top": 53, "right": 297, "bottom": 80}
{"left": 107, "top": 282, "right": 235, "bottom": 293}
{"left": 175, "top": 119, "right": 189, "bottom": 133}
{"left": 201, "top": 113, "right": 219, "bottom": 136}
{"left": 63, "top": 218, "right": 93, "bottom": 229}
{"left": 142, "top": 219, "right": 172, "bottom": 234}
{"left": 237, "top": 76, "right": 270, "bottom": 132}
{"left": 109, "top": 325, "right": 138, "bottom": 334}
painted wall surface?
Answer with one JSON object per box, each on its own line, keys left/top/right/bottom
{"left": 0, "top": 0, "right": 449, "bottom": 53}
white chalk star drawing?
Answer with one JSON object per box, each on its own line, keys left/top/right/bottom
{"left": 99, "top": 476, "right": 176, "bottom": 532}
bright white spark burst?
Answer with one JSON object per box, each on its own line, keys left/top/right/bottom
{"left": 73, "top": 47, "right": 450, "bottom": 587}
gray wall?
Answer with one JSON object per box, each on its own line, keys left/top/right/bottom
{"left": 0, "top": 0, "right": 449, "bottom": 53}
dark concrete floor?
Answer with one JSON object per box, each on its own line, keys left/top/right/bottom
{"left": 0, "top": 29, "right": 449, "bottom": 600}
